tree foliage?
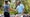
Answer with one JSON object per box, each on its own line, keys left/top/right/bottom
{"left": 22, "top": 0, "right": 30, "bottom": 14}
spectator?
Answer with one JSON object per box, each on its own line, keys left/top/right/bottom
{"left": 16, "top": 1, "right": 24, "bottom": 14}
{"left": 29, "top": 15, "right": 30, "bottom": 17}
{"left": 23, "top": 14, "right": 27, "bottom": 17}
{"left": 29, "top": 14, "right": 30, "bottom": 17}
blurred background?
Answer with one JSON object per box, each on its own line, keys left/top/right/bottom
{"left": 0, "top": 0, "right": 30, "bottom": 15}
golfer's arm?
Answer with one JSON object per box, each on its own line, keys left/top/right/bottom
{"left": 10, "top": 8, "right": 16, "bottom": 11}
{"left": 10, "top": 8, "right": 13, "bottom": 11}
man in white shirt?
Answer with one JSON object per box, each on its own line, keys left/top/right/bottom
{"left": 16, "top": 1, "right": 24, "bottom": 14}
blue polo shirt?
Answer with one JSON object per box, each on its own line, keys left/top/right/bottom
{"left": 4, "top": 4, "right": 10, "bottom": 12}
{"left": 16, "top": 4, "right": 24, "bottom": 14}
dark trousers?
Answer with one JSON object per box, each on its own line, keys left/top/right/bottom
{"left": 4, "top": 12, "right": 10, "bottom": 17}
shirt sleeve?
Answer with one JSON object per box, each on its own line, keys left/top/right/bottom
{"left": 16, "top": 6, "right": 19, "bottom": 10}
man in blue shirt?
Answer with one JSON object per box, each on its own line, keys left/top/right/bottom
{"left": 4, "top": 1, "right": 10, "bottom": 17}
{"left": 4, "top": 0, "right": 15, "bottom": 17}
{"left": 16, "top": 1, "right": 24, "bottom": 14}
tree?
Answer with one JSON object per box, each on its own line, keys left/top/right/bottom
{"left": 22, "top": 0, "right": 29, "bottom": 14}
